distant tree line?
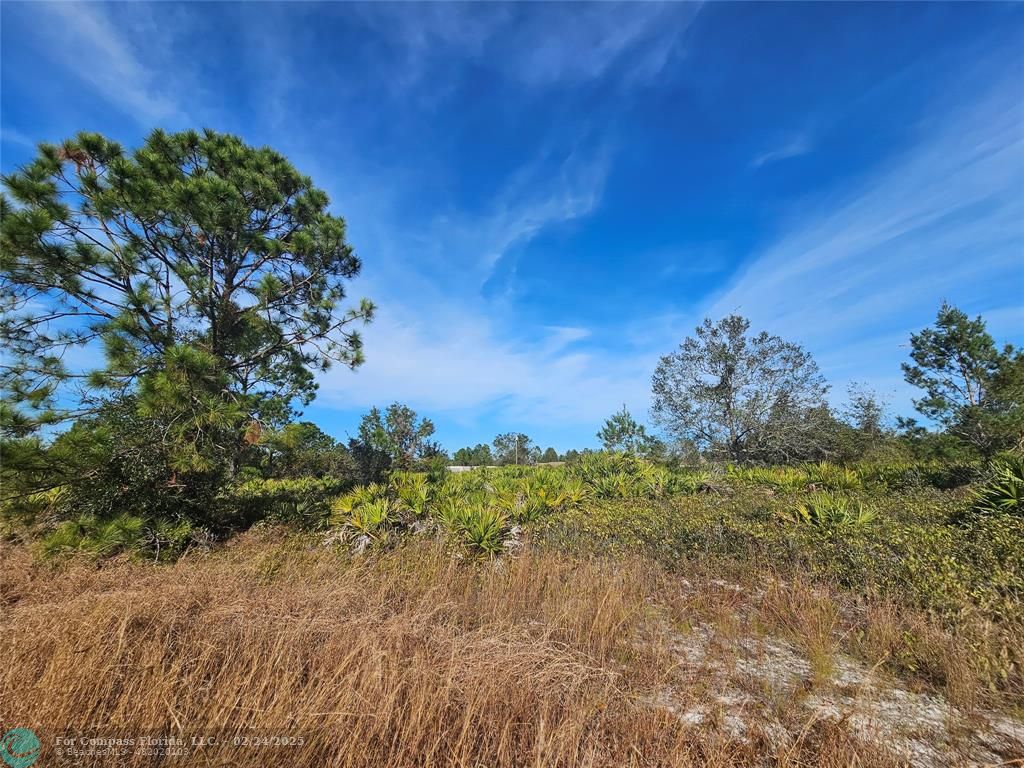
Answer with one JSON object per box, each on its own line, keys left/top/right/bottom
{"left": 452, "top": 436, "right": 562, "bottom": 467}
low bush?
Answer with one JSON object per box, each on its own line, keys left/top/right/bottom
{"left": 727, "top": 464, "right": 810, "bottom": 491}
{"left": 781, "top": 491, "right": 876, "bottom": 527}
{"left": 224, "top": 476, "right": 349, "bottom": 529}
{"left": 856, "top": 460, "right": 980, "bottom": 491}
{"left": 805, "top": 462, "right": 863, "bottom": 491}
{"left": 323, "top": 453, "right": 698, "bottom": 556}
{"left": 40, "top": 513, "right": 196, "bottom": 561}
{"left": 971, "top": 454, "right": 1024, "bottom": 518}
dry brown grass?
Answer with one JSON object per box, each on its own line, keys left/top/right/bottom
{"left": 0, "top": 531, "right": 982, "bottom": 767}
{"left": 761, "top": 576, "right": 842, "bottom": 685}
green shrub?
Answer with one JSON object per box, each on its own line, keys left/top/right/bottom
{"left": 390, "top": 472, "right": 431, "bottom": 516}
{"left": 727, "top": 465, "right": 809, "bottom": 491}
{"left": 41, "top": 513, "right": 144, "bottom": 558}
{"left": 858, "top": 460, "right": 979, "bottom": 491}
{"left": 806, "top": 462, "right": 862, "bottom": 491}
{"left": 552, "top": 478, "right": 592, "bottom": 509}
{"left": 971, "top": 455, "right": 1024, "bottom": 517}
{"left": 324, "top": 452, "right": 684, "bottom": 554}
{"left": 346, "top": 498, "right": 402, "bottom": 544}
{"left": 39, "top": 511, "right": 199, "bottom": 561}
{"left": 781, "top": 491, "right": 876, "bottom": 527}
{"left": 25, "top": 401, "right": 227, "bottom": 530}
{"left": 459, "top": 505, "right": 510, "bottom": 557}
{"left": 226, "top": 477, "right": 348, "bottom": 530}
{"left": 569, "top": 451, "right": 679, "bottom": 498}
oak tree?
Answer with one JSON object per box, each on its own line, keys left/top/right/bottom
{"left": 651, "top": 316, "right": 829, "bottom": 463}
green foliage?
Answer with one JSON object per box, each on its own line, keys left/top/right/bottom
{"left": 261, "top": 422, "right": 352, "bottom": 479}
{"left": 556, "top": 477, "right": 592, "bottom": 508}
{"left": 4, "top": 399, "right": 225, "bottom": 529}
{"left": 224, "top": 476, "right": 348, "bottom": 530}
{"left": 806, "top": 462, "right": 862, "bottom": 491}
{"left": 421, "top": 453, "right": 450, "bottom": 485}
{"left": 346, "top": 438, "right": 392, "bottom": 485}
{"left": 1, "top": 129, "right": 374, "bottom": 454}
{"left": 902, "top": 303, "right": 1022, "bottom": 456}
{"left": 857, "top": 460, "right": 979, "bottom": 492}
{"left": 453, "top": 443, "right": 494, "bottom": 466}
{"left": 347, "top": 498, "right": 402, "bottom": 543}
{"left": 844, "top": 383, "right": 888, "bottom": 441}
{"left": 356, "top": 403, "right": 436, "bottom": 471}
{"left": 492, "top": 432, "right": 538, "bottom": 465}
{"left": 568, "top": 452, "right": 675, "bottom": 498}
{"left": 390, "top": 472, "right": 431, "bottom": 516}
{"left": 330, "top": 484, "right": 401, "bottom": 545}
{"left": 332, "top": 484, "right": 388, "bottom": 516}
{"left": 782, "top": 491, "right": 876, "bottom": 528}
{"left": 41, "top": 514, "right": 144, "bottom": 558}
{"left": 537, "top": 484, "right": 1024, "bottom": 634}
{"left": 971, "top": 454, "right": 1024, "bottom": 518}
{"left": 651, "top": 315, "right": 831, "bottom": 464}
{"left": 1, "top": 129, "right": 377, "bottom": 551}
{"left": 324, "top": 451, "right": 688, "bottom": 556}
{"left": 727, "top": 464, "right": 810, "bottom": 491}
{"left": 39, "top": 512, "right": 193, "bottom": 561}
{"left": 459, "top": 506, "right": 510, "bottom": 557}
{"left": 597, "top": 405, "right": 660, "bottom": 456}
{"left": 724, "top": 462, "right": 862, "bottom": 492}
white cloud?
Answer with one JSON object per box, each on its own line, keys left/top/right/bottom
{"left": 317, "top": 303, "right": 655, "bottom": 430}
{"left": 312, "top": 139, "right": 644, "bottom": 431}
{"left": 25, "top": 2, "right": 186, "bottom": 124}
{"left": 505, "top": 3, "right": 701, "bottom": 88}
{"left": 0, "top": 128, "right": 38, "bottom": 148}
{"left": 331, "top": 140, "right": 610, "bottom": 307}
{"left": 704, "top": 74, "right": 1024, "bottom": 415}
{"left": 710, "top": 79, "right": 1022, "bottom": 339}
{"left": 350, "top": 3, "right": 701, "bottom": 93}
{"left": 751, "top": 134, "right": 813, "bottom": 168}
{"left": 316, "top": 28, "right": 1023, "bottom": 435}
{"left": 448, "top": 146, "right": 609, "bottom": 283}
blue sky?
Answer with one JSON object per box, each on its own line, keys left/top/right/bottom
{"left": 2, "top": 2, "right": 1022, "bottom": 452}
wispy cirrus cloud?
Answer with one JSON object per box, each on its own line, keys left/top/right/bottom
{"left": 11, "top": 2, "right": 205, "bottom": 127}
{"left": 336, "top": 50, "right": 1024, "bottom": 436}
{"left": 350, "top": 2, "right": 702, "bottom": 94}
{"left": 0, "top": 127, "right": 37, "bottom": 148}
{"left": 312, "top": 140, "right": 632, "bottom": 429}
{"left": 439, "top": 145, "right": 610, "bottom": 286}
{"left": 307, "top": 133, "right": 628, "bottom": 434}
{"left": 751, "top": 133, "right": 813, "bottom": 168}
{"left": 706, "top": 72, "right": 1024, "bottom": 408}
{"left": 7, "top": 2, "right": 1018, "bottom": 450}
{"left": 501, "top": 2, "right": 702, "bottom": 88}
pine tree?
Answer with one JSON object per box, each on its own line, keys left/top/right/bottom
{"left": 1, "top": 129, "right": 374, "bottom": 472}
{"left": 902, "top": 303, "right": 1022, "bottom": 456}
{"left": 597, "top": 405, "right": 655, "bottom": 454}
{"left": 453, "top": 444, "right": 493, "bottom": 466}
{"left": 356, "top": 403, "right": 435, "bottom": 470}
